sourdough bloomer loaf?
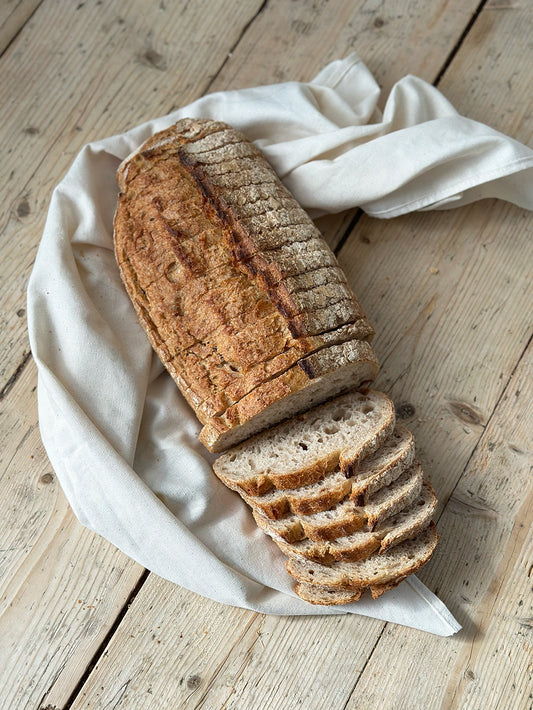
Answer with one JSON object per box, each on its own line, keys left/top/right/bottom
{"left": 114, "top": 118, "right": 439, "bottom": 604}
{"left": 114, "top": 118, "right": 378, "bottom": 451}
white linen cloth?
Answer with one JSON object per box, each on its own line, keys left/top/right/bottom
{"left": 27, "top": 54, "right": 533, "bottom": 636}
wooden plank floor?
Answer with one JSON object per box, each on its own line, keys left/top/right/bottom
{"left": 1, "top": 1, "right": 531, "bottom": 708}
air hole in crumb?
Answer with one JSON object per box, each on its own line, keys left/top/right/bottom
{"left": 417, "top": 500, "right": 425, "bottom": 506}
{"left": 229, "top": 454, "right": 236, "bottom": 462}
{"left": 323, "top": 425, "right": 339, "bottom": 435}
{"left": 361, "top": 404, "right": 374, "bottom": 414}
{"left": 298, "top": 442, "right": 308, "bottom": 451}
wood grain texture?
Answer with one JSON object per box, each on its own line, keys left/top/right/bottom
{"left": 68, "top": 575, "right": 385, "bottom": 710}
{"left": 67, "top": 579, "right": 263, "bottom": 710}
{"left": 339, "top": 198, "right": 532, "bottom": 503}
{"left": 337, "top": 0, "right": 533, "bottom": 505}
{"left": 210, "top": 0, "right": 480, "bottom": 95}
{"left": 0, "top": 358, "right": 145, "bottom": 710}
{"left": 0, "top": 0, "right": 42, "bottom": 54}
{"left": 0, "top": 0, "right": 264, "bottom": 391}
{"left": 334, "top": 3, "right": 533, "bottom": 707}
{"left": 0, "top": 1, "right": 263, "bottom": 706}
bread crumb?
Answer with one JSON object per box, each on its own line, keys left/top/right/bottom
{"left": 429, "top": 267, "right": 439, "bottom": 274}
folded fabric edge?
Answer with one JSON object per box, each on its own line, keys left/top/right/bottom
{"left": 363, "top": 155, "right": 533, "bottom": 219}
{"left": 404, "top": 576, "right": 462, "bottom": 635}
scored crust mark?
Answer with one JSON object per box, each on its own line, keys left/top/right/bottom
{"left": 115, "top": 119, "right": 377, "bottom": 450}
{"left": 174, "top": 148, "right": 353, "bottom": 327}
{"left": 201, "top": 343, "right": 380, "bottom": 452}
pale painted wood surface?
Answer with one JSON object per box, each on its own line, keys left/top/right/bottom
{"left": 0, "top": 1, "right": 532, "bottom": 709}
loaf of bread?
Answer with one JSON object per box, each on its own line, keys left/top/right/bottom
{"left": 114, "top": 119, "right": 439, "bottom": 605}
{"left": 114, "top": 118, "right": 378, "bottom": 451}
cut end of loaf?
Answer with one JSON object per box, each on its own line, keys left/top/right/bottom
{"left": 201, "top": 356, "right": 379, "bottom": 452}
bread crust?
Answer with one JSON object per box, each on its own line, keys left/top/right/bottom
{"left": 114, "top": 118, "right": 376, "bottom": 448}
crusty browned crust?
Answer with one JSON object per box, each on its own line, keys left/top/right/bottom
{"left": 285, "top": 522, "right": 439, "bottom": 589}
{"left": 293, "top": 582, "right": 364, "bottom": 605}
{"left": 114, "top": 118, "right": 376, "bottom": 450}
{"left": 293, "top": 577, "right": 407, "bottom": 604}
{"left": 242, "top": 472, "right": 354, "bottom": 521}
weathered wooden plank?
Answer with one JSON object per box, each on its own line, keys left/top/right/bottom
{"left": 210, "top": 0, "right": 480, "bottom": 96}
{"left": 0, "top": 0, "right": 42, "bottom": 55}
{"left": 342, "top": 337, "right": 533, "bottom": 710}
{"left": 0, "top": 2, "right": 265, "bottom": 706}
{"left": 68, "top": 575, "right": 384, "bottom": 710}
{"left": 0, "top": 0, "right": 264, "bottom": 391}
{"left": 338, "top": 197, "right": 532, "bottom": 501}
{"left": 65, "top": 583, "right": 262, "bottom": 710}
{"left": 0, "top": 357, "right": 145, "bottom": 710}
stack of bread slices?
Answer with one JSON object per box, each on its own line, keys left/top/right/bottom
{"left": 214, "top": 390, "right": 438, "bottom": 604}
{"left": 114, "top": 117, "right": 439, "bottom": 604}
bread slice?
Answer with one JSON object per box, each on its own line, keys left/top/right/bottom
{"left": 252, "top": 461, "right": 423, "bottom": 543}
{"left": 293, "top": 577, "right": 408, "bottom": 605}
{"left": 293, "top": 582, "right": 364, "bottom": 605}
{"left": 240, "top": 424, "right": 414, "bottom": 520}
{"left": 266, "top": 480, "right": 437, "bottom": 563}
{"left": 212, "top": 390, "right": 395, "bottom": 494}
{"left": 286, "top": 522, "right": 439, "bottom": 589}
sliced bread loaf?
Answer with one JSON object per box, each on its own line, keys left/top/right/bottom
{"left": 115, "top": 118, "right": 378, "bottom": 450}
{"left": 212, "top": 390, "right": 395, "bottom": 494}
{"left": 286, "top": 522, "right": 439, "bottom": 589}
